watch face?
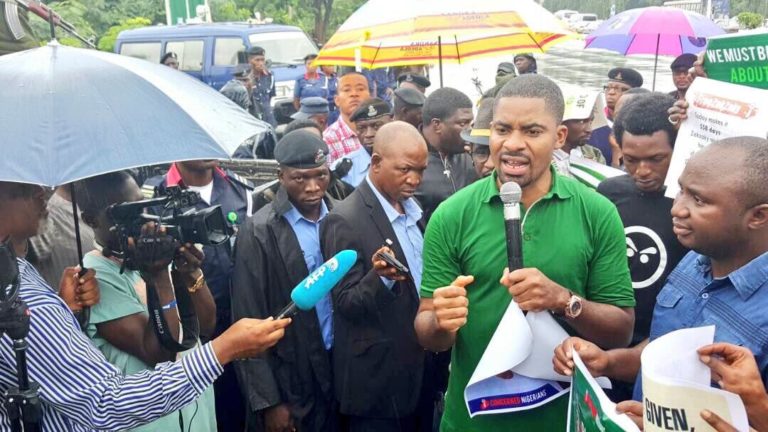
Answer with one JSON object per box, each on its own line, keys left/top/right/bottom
{"left": 571, "top": 300, "right": 582, "bottom": 316}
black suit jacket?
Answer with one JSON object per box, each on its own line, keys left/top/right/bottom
{"left": 231, "top": 187, "right": 335, "bottom": 431}
{"left": 320, "top": 180, "right": 426, "bottom": 418}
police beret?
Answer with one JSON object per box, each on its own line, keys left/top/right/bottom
{"left": 670, "top": 53, "right": 697, "bottom": 71}
{"left": 290, "top": 97, "right": 329, "bottom": 120}
{"left": 274, "top": 130, "right": 329, "bottom": 169}
{"left": 460, "top": 98, "right": 494, "bottom": 146}
{"left": 350, "top": 98, "right": 391, "bottom": 122}
{"left": 393, "top": 87, "right": 426, "bottom": 107}
{"left": 397, "top": 73, "right": 431, "bottom": 89}
{"left": 233, "top": 64, "right": 251, "bottom": 78}
{"left": 608, "top": 67, "right": 643, "bottom": 88}
{"left": 247, "top": 46, "right": 265, "bottom": 56}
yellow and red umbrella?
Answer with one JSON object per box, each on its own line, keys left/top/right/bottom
{"left": 315, "top": 0, "right": 572, "bottom": 74}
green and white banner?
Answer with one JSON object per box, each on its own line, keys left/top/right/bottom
{"left": 165, "top": 0, "right": 209, "bottom": 25}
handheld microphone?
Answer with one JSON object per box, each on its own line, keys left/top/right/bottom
{"left": 276, "top": 249, "right": 358, "bottom": 319}
{"left": 500, "top": 182, "right": 524, "bottom": 271}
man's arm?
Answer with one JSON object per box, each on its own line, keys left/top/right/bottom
{"left": 22, "top": 298, "right": 287, "bottom": 431}
{"left": 553, "top": 336, "right": 647, "bottom": 382}
{"left": 502, "top": 267, "right": 634, "bottom": 349}
{"left": 414, "top": 276, "right": 473, "bottom": 352}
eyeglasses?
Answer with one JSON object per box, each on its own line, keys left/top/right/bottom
{"left": 471, "top": 149, "right": 490, "bottom": 164}
{"left": 603, "top": 84, "right": 630, "bottom": 94}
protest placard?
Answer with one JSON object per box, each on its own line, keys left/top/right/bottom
{"left": 705, "top": 30, "right": 768, "bottom": 89}
{"left": 641, "top": 326, "right": 749, "bottom": 432}
{"left": 567, "top": 350, "right": 640, "bottom": 432}
{"left": 663, "top": 77, "right": 768, "bottom": 198}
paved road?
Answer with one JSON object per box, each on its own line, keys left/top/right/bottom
{"left": 432, "top": 39, "right": 678, "bottom": 100}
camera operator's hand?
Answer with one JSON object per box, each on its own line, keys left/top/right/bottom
{"left": 174, "top": 243, "right": 205, "bottom": 284}
{"left": 59, "top": 266, "right": 99, "bottom": 312}
{"left": 128, "top": 222, "right": 176, "bottom": 275}
{"left": 211, "top": 317, "right": 291, "bottom": 365}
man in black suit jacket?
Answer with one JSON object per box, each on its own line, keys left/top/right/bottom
{"left": 321, "top": 122, "right": 430, "bottom": 432}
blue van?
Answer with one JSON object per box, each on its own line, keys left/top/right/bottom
{"left": 115, "top": 22, "right": 318, "bottom": 124}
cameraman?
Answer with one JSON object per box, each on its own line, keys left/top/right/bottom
{"left": 143, "top": 159, "right": 253, "bottom": 431}
{"left": 0, "top": 179, "right": 290, "bottom": 431}
{"left": 78, "top": 171, "right": 217, "bottom": 431}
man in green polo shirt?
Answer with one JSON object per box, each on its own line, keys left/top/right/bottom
{"left": 414, "top": 75, "right": 635, "bottom": 431}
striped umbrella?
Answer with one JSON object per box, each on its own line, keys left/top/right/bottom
{"left": 585, "top": 7, "right": 724, "bottom": 89}
{"left": 314, "top": 0, "right": 572, "bottom": 85}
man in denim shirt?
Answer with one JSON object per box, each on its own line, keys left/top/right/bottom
{"left": 553, "top": 137, "right": 768, "bottom": 428}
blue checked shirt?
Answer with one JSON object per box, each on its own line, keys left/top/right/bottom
{"left": 0, "top": 259, "right": 223, "bottom": 431}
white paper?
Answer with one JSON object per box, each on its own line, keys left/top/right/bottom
{"left": 664, "top": 78, "right": 768, "bottom": 198}
{"left": 464, "top": 301, "right": 610, "bottom": 417}
{"left": 641, "top": 326, "right": 750, "bottom": 432}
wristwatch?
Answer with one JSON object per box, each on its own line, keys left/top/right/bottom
{"left": 188, "top": 272, "right": 205, "bottom": 293}
{"left": 564, "top": 292, "right": 584, "bottom": 319}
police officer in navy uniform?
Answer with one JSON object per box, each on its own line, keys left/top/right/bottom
{"left": 247, "top": 46, "right": 277, "bottom": 127}
{"left": 397, "top": 73, "right": 431, "bottom": 94}
{"left": 142, "top": 159, "right": 254, "bottom": 432}
{"left": 294, "top": 54, "right": 330, "bottom": 110}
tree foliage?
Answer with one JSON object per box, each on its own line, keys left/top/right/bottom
{"left": 97, "top": 17, "right": 152, "bottom": 52}
{"left": 737, "top": 11, "right": 765, "bottom": 29}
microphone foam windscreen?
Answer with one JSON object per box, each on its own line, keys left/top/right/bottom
{"left": 499, "top": 182, "right": 522, "bottom": 204}
{"left": 291, "top": 249, "right": 358, "bottom": 310}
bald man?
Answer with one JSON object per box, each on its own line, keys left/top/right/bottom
{"left": 321, "top": 121, "right": 430, "bottom": 431}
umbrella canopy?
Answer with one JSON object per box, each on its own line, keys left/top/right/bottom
{"left": 0, "top": 41, "right": 267, "bottom": 187}
{"left": 314, "top": 0, "right": 572, "bottom": 68}
{"left": 585, "top": 7, "right": 723, "bottom": 56}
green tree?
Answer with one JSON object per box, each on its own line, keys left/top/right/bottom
{"left": 97, "top": 17, "right": 152, "bottom": 52}
{"left": 737, "top": 11, "right": 764, "bottom": 29}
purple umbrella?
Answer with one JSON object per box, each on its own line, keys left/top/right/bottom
{"left": 585, "top": 7, "right": 724, "bottom": 89}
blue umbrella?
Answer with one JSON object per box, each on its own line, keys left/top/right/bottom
{"left": 0, "top": 41, "right": 267, "bottom": 187}
{"left": 0, "top": 41, "right": 267, "bottom": 330}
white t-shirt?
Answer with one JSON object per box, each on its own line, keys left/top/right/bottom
{"left": 187, "top": 181, "right": 214, "bottom": 204}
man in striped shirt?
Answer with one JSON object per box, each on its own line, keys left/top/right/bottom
{"left": 0, "top": 180, "right": 290, "bottom": 431}
{"left": 323, "top": 72, "right": 370, "bottom": 164}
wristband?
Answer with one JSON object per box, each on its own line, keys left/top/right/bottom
{"left": 162, "top": 299, "right": 178, "bottom": 311}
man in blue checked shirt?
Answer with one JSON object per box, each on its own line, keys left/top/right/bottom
{"left": 553, "top": 137, "right": 768, "bottom": 430}
{"left": 0, "top": 180, "right": 289, "bottom": 431}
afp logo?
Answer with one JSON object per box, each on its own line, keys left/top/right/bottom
{"left": 625, "top": 226, "right": 668, "bottom": 289}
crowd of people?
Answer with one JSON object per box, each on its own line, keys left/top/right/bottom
{"left": 1, "top": 29, "right": 768, "bottom": 432}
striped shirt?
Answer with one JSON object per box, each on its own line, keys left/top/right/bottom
{"left": 323, "top": 117, "right": 361, "bottom": 164}
{"left": 0, "top": 259, "right": 223, "bottom": 431}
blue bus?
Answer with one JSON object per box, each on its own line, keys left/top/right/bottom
{"left": 116, "top": 22, "right": 318, "bottom": 124}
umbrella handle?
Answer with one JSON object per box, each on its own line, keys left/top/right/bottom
{"left": 76, "top": 267, "right": 90, "bottom": 332}
{"left": 70, "top": 183, "right": 90, "bottom": 332}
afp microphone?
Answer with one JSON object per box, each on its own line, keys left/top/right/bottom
{"left": 500, "top": 182, "right": 524, "bottom": 271}
{"left": 277, "top": 250, "right": 358, "bottom": 319}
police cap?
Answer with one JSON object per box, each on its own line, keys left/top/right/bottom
{"left": 247, "top": 46, "right": 265, "bottom": 57}
{"left": 608, "top": 67, "right": 644, "bottom": 88}
{"left": 274, "top": 130, "right": 329, "bottom": 169}
{"left": 350, "top": 98, "right": 391, "bottom": 122}
{"left": 670, "top": 53, "right": 697, "bottom": 71}
{"left": 397, "top": 73, "right": 431, "bottom": 89}
{"left": 393, "top": 88, "right": 426, "bottom": 107}
{"left": 233, "top": 64, "right": 251, "bottom": 78}
{"left": 290, "top": 97, "right": 329, "bottom": 120}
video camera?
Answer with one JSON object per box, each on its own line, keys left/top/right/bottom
{"left": 107, "top": 186, "right": 231, "bottom": 270}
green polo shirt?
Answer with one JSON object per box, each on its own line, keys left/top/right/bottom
{"left": 421, "top": 168, "right": 634, "bottom": 432}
